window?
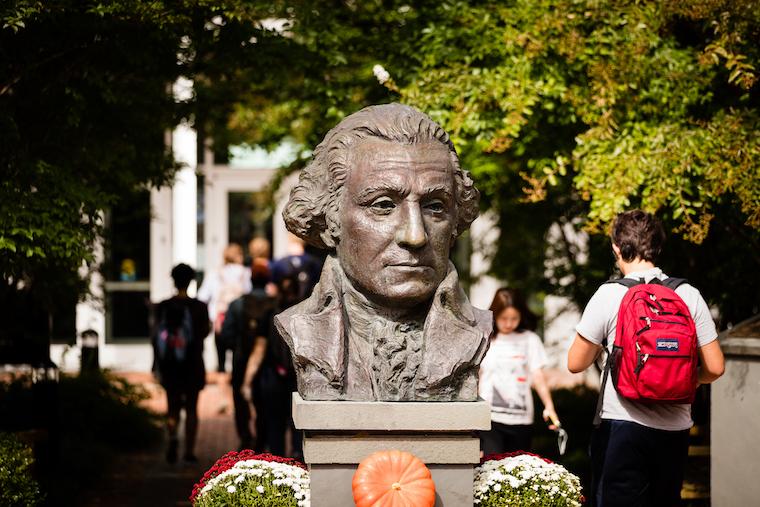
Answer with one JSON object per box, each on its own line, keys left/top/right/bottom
{"left": 104, "top": 191, "right": 151, "bottom": 342}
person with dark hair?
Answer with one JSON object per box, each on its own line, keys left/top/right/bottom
{"left": 568, "top": 209, "right": 725, "bottom": 507}
{"left": 478, "top": 288, "right": 559, "bottom": 455}
{"left": 220, "top": 259, "right": 275, "bottom": 451}
{"left": 153, "top": 263, "right": 210, "bottom": 463}
{"left": 610, "top": 209, "right": 667, "bottom": 264}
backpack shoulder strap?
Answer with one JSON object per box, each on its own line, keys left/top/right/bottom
{"left": 593, "top": 348, "right": 611, "bottom": 427}
{"left": 661, "top": 277, "right": 688, "bottom": 291}
{"left": 604, "top": 277, "right": 641, "bottom": 289}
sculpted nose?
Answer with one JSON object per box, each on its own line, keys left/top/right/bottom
{"left": 395, "top": 201, "right": 428, "bottom": 248}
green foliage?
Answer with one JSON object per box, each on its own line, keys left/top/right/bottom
{"left": 0, "top": 0, "right": 278, "bottom": 299}
{"left": 3, "top": 0, "right": 758, "bottom": 324}
{"left": 0, "top": 433, "right": 43, "bottom": 507}
{"left": 354, "top": 0, "right": 758, "bottom": 321}
{"left": 0, "top": 371, "right": 162, "bottom": 505}
{"left": 57, "top": 371, "right": 163, "bottom": 450}
{"left": 211, "top": 0, "right": 759, "bottom": 319}
{"left": 195, "top": 480, "right": 301, "bottom": 507}
{"left": 1, "top": 0, "right": 179, "bottom": 299}
{"left": 386, "top": 0, "right": 759, "bottom": 242}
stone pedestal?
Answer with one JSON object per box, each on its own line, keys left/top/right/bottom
{"left": 292, "top": 393, "right": 491, "bottom": 507}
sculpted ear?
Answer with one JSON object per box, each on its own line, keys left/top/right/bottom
{"left": 320, "top": 230, "right": 337, "bottom": 249}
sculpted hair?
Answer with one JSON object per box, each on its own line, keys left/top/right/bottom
{"left": 611, "top": 209, "right": 666, "bottom": 263}
{"left": 283, "top": 103, "right": 480, "bottom": 249}
{"left": 488, "top": 287, "right": 537, "bottom": 334}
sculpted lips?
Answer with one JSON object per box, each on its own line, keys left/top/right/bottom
{"left": 386, "top": 261, "right": 432, "bottom": 272}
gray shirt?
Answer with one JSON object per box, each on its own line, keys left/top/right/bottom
{"left": 576, "top": 267, "right": 718, "bottom": 431}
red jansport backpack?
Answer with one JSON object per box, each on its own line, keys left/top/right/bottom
{"left": 605, "top": 277, "right": 699, "bottom": 405}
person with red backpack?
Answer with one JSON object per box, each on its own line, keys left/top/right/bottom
{"left": 568, "top": 210, "right": 725, "bottom": 507}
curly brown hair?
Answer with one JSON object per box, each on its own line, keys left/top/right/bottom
{"left": 282, "top": 103, "right": 480, "bottom": 250}
{"left": 611, "top": 209, "right": 666, "bottom": 263}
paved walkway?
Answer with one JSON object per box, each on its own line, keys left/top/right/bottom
{"left": 79, "top": 372, "right": 240, "bottom": 507}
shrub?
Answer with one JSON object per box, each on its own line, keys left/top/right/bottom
{"left": 1, "top": 370, "right": 163, "bottom": 506}
{"left": 0, "top": 432, "right": 43, "bottom": 506}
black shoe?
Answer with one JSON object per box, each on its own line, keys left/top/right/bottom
{"left": 183, "top": 453, "right": 198, "bottom": 463}
{"left": 166, "top": 440, "right": 178, "bottom": 464}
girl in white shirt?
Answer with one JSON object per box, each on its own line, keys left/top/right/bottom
{"left": 479, "top": 288, "right": 560, "bottom": 455}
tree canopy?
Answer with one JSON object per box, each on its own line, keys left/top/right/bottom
{"left": 233, "top": 0, "right": 760, "bottom": 323}
{"left": 2, "top": 0, "right": 758, "bottom": 329}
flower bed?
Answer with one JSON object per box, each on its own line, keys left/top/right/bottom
{"left": 192, "top": 451, "right": 309, "bottom": 507}
{"left": 474, "top": 452, "right": 583, "bottom": 506}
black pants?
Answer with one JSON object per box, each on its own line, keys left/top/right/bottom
{"left": 590, "top": 419, "right": 689, "bottom": 507}
{"left": 252, "top": 367, "right": 300, "bottom": 458}
{"left": 165, "top": 387, "right": 200, "bottom": 457}
{"left": 215, "top": 334, "right": 227, "bottom": 372}
{"left": 231, "top": 368, "right": 253, "bottom": 447}
{"left": 480, "top": 421, "right": 533, "bottom": 456}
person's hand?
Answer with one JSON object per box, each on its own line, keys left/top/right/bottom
{"left": 242, "top": 384, "right": 253, "bottom": 403}
{"left": 543, "top": 407, "right": 560, "bottom": 430}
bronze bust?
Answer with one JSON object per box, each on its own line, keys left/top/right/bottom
{"left": 275, "top": 104, "right": 491, "bottom": 401}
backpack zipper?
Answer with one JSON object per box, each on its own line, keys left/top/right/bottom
{"left": 634, "top": 342, "right": 649, "bottom": 374}
{"left": 639, "top": 317, "right": 687, "bottom": 326}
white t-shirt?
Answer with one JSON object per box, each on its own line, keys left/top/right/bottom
{"left": 479, "top": 330, "right": 548, "bottom": 425}
{"left": 196, "top": 263, "right": 252, "bottom": 321}
{"left": 576, "top": 267, "right": 718, "bottom": 431}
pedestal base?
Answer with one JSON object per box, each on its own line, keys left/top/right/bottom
{"left": 310, "top": 465, "right": 474, "bottom": 507}
{"left": 293, "top": 393, "right": 491, "bottom": 507}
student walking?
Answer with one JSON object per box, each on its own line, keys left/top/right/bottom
{"left": 479, "top": 288, "right": 559, "bottom": 455}
{"left": 197, "top": 243, "right": 252, "bottom": 373}
{"left": 220, "top": 259, "right": 275, "bottom": 451}
{"left": 153, "top": 264, "right": 210, "bottom": 463}
{"left": 568, "top": 209, "right": 725, "bottom": 507}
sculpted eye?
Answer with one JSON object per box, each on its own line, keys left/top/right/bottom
{"left": 369, "top": 197, "right": 395, "bottom": 214}
{"left": 423, "top": 199, "right": 446, "bottom": 214}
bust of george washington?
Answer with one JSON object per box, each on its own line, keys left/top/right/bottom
{"left": 274, "top": 103, "right": 491, "bottom": 401}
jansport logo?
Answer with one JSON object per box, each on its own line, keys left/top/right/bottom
{"left": 656, "top": 339, "right": 680, "bottom": 351}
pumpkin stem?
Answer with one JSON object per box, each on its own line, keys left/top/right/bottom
{"left": 391, "top": 482, "right": 402, "bottom": 491}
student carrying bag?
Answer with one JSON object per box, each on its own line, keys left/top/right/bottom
{"left": 594, "top": 278, "right": 699, "bottom": 423}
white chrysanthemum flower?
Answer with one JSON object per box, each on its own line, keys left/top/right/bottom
{"left": 372, "top": 64, "right": 390, "bottom": 84}
{"left": 473, "top": 453, "right": 582, "bottom": 506}
{"left": 226, "top": 485, "right": 236, "bottom": 493}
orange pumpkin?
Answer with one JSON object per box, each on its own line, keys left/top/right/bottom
{"left": 352, "top": 450, "right": 436, "bottom": 507}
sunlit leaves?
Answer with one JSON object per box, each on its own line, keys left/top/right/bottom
{"left": 387, "top": 0, "right": 759, "bottom": 242}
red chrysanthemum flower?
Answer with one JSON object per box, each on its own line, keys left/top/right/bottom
{"left": 480, "top": 450, "right": 554, "bottom": 465}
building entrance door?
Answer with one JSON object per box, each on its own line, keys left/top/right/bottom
{"left": 201, "top": 167, "right": 287, "bottom": 281}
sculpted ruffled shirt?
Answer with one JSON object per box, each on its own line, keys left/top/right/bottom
{"left": 274, "top": 255, "right": 492, "bottom": 401}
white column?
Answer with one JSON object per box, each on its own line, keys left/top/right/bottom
{"left": 273, "top": 172, "right": 301, "bottom": 259}
{"left": 203, "top": 170, "right": 226, "bottom": 275}
{"left": 172, "top": 123, "right": 198, "bottom": 269}
{"left": 150, "top": 187, "right": 173, "bottom": 302}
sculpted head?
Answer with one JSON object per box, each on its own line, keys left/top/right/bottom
{"left": 283, "top": 104, "right": 479, "bottom": 308}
